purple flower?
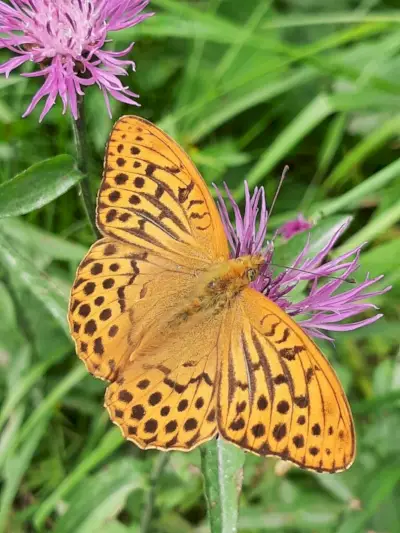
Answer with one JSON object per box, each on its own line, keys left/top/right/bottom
{"left": 278, "top": 213, "right": 313, "bottom": 240}
{"left": 215, "top": 182, "right": 390, "bottom": 341}
{"left": 0, "top": 0, "right": 152, "bottom": 121}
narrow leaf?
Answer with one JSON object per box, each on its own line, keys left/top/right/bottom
{"left": 0, "top": 155, "right": 84, "bottom": 218}
{"left": 1, "top": 218, "right": 86, "bottom": 262}
{"left": 315, "top": 158, "right": 400, "bottom": 218}
{"left": 34, "top": 428, "right": 124, "bottom": 529}
{"left": 0, "top": 421, "right": 48, "bottom": 533}
{"left": 236, "top": 94, "right": 334, "bottom": 199}
{"left": 334, "top": 197, "right": 400, "bottom": 257}
{"left": 188, "top": 68, "right": 316, "bottom": 144}
{"left": 0, "top": 232, "right": 69, "bottom": 335}
{"left": 336, "top": 460, "right": 400, "bottom": 533}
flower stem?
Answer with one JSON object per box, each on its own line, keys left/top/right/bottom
{"left": 71, "top": 100, "right": 100, "bottom": 238}
{"left": 140, "top": 453, "right": 169, "bottom": 533}
{"left": 201, "top": 438, "right": 245, "bottom": 533}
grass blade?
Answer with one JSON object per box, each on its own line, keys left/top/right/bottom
{"left": 34, "top": 428, "right": 123, "bottom": 529}
{"left": 236, "top": 94, "right": 334, "bottom": 200}
{"left": 334, "top": 197, "right": 400, "bottom": 256}
{"left": 314, "top": 157, "right": 400, "bottom": 218}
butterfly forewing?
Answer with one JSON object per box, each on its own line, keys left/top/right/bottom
{"left": 97, "top": 116, "right": 229, "bottom": 264}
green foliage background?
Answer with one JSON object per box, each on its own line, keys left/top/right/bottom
{"left": 0, "top": 1, "right": 399, "bottom": 532}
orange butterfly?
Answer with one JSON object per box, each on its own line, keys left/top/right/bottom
{"left": 68, "top": 116, "right": 355, "bottom": 473}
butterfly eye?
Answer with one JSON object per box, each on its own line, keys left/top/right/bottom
{"left": 247, "top": 269, "right": 257, "bottom": 282}
{"left": 208, "top": 280, "right": 217, "bottom": 289}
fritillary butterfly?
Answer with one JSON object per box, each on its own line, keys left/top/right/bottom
{"left": 68, "top": 116, "right": 355, "bottom": 472}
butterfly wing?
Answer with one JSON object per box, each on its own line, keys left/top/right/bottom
{"left": 69, "top": 237, "right": 200, "bottom": 381}
{"left": 97, "top": 115, "right": 229, "bottom": 264}
{"left": 217, "top": 288, "right": 355, "bottom": 473}
{"left": 104, "top": 308, "right": 228, "bottom": 450}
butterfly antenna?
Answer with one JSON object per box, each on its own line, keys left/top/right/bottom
{"left": 269, "top": 165, "right": 289, "bottom": 219}
{"left": 270, "top": 262, "right": 356, "bottom": 284}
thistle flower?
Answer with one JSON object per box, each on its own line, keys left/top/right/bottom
{"left": 215, "top": 182, "right": 390, "bottom": 341}
{"left": 0, "top": 0, "right": 152, "bottom": 121}
{"left": 278, "top": 213, "right": 313, "bottom": 240}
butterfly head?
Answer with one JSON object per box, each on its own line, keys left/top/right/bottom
{"left": 234, "top": 255, "right": 265, "bottom": 283}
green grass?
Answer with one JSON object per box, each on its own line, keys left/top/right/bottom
{"left": 0, "top": 1, "right": 399, "bottom": 532}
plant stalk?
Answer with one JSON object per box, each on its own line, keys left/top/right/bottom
{"left": 140, "top": 453, "right": 169, "bottom": 533}
{"left": 201, "top": 438, "right": 245, "bottom": 533}
{"left": 71, "top": 100, "right": 100, "bottom": 238}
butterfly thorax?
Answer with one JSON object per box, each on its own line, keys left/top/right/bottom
{"left": 174, "top": 255, "right": 265, "bottom": 322}
{"left": 203, "top": 254, "right": 264, "bottom": 295}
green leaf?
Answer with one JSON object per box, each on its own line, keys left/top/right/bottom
{"left": 0, "top": 155, "right": 84, "bottom": 218}
{"left": 336, "top": 460, "right": 400, "bottom": 533}
{"left": 1, "top": 218, "right": 86, "bottom": 262}
{"left": 0, "top": 420, "right": 48, "bottom": 533}
{"left": 235, "top": 94, "right": 334, "bottom": 199}
{"left": 334, "top": 197, "right": 400, "bottom": 256}
{"left": 357, "top": 238, "right": 400, "bottom": 279}
{"left": 0, "top": 348, "right": 67, "bottom": 433}
{"left": 262, "top": 12, "right": 400, "bottom": 28}
{"left": 316, "top": 113, "right": 347, "bottom": 180}
{"left": 238, "top": 501, "right": 342, "bottom": 530}
{"left": 0, "top": 232, "right": 69, "bottom": 336}
{"left": 324, "top": 115, "right": 400, "bottom": 191}
{"left": 201, "top": 439, "right": 245, "bottom": 533}
{"left": 313, "top": 157, "right": 400, "bottom": 218}
{"left": 34, "top": 428, "right": 124, "bottom": 529}
{"left": 53, "top": 459, "right": 145, "bottom": 533}
{"left": 124, "top": 0, "right": 280, "bottom": 51}
{"left": 16, "top": 365, "right": 87, "bottom": 449}
{"left": 187, "top": 68, "right": 317, "bottom": 144}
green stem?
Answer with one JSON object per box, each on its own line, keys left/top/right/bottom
{"left": 140, "top": 453, "right": 169, "bottom": 533}
{"left": 71, "top": 100, "right": 100, "bottom": 238}
{"left": 201, "top": 438, "right": 245, "bottom": 533}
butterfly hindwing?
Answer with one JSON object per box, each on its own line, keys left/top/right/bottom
{"left": 217, "top": 288, "right": 355, "bottom": 473}
{"left": 104, "top": 310, "right": 224, "bottom": 450}
{"left": 97, "top": 116, "right": 229, "bottom": 264}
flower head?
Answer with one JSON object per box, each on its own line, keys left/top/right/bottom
{"left": 278, "top": 213, "right": 313, "bottom": 240}
{"left": 0, "top": 0, "right": 152, "bottom": 121}
{"left": 215, "top": 182, "right": 390, "bottom": 341}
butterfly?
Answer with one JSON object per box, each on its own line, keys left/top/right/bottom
{"left": 68, "top": 116, "right": 355, "bottom": 473}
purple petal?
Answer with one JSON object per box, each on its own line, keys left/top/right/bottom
{"left": 0, "top": 54, "right": 28, "bottom": 75}
{"left": 278, "top": 214, "right": 313, "bottom": 240}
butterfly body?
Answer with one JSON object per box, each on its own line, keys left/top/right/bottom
{"left": 69, "top": 116, "right": 355, "bottom": 473}
{"left": 189, "top": 254, "right": 265, "bottom": 312}
{"left": 135, "top": 255, "right": 265, "bottom": 351}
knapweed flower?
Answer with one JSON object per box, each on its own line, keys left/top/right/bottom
{"left": 215, "top": 182, "right": 390, "bottom": 341}
{"left": 0, "top": 0, "right": 152, "bottom": 121}
{"left": 278, "top": 213, "right": 313, "bottom": 240}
